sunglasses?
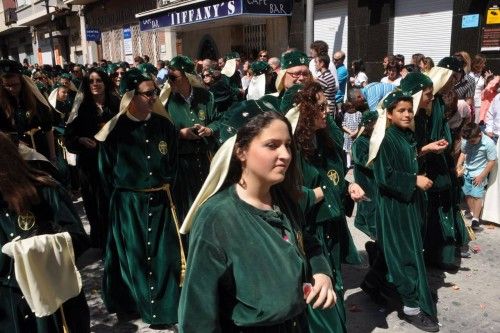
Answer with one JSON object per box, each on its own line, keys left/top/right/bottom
{"left": 202, "top": 74, "right": 212, "bottom": 78}
{"left": 137, "top": 89, "right": 159, "bottom": 98}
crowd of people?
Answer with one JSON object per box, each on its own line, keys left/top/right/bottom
{"left": 0, "top": 39, "right": 498, "bottom": 333}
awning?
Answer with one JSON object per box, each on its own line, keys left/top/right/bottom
{"left": 136, "top": 0, "right": 293, "bottom": 32}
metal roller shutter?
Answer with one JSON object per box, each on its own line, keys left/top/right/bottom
{"left": 314, "top": 0, "right": 348, "bottom": 60}
{"left": 392, "top": 0, "right": 453, "bottom": 64}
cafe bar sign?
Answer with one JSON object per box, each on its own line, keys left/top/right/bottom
{"left": 139, "top": 0, "right": 292, "bottom": 31}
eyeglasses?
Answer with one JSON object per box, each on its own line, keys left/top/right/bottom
{"left": 286, "top": 71, "right": 309, "bottom": 79}
{"left": 137, "top": 89, "right": 159, "bottom": 98}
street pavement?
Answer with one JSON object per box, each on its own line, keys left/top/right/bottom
{"left": 76, "top": 200, "right": 500, "bottom": 333}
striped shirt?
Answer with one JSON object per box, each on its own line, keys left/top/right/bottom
{"left": 454, "top": 74, "right": 476, "bottom": 100}
{"left": 317, "top": 69, "right": 338, "bottom": 113}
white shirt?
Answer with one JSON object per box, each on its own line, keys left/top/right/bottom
{"left": 485, "top": 94, "right": 500, "bottom": 136}
{"left": 380, "top": 76, "right": 402, "bottom": 87}
{"left": 309, "top": 59, "right": 339, "bottom": 90}
{"left": 469, "top": 72, "right": 485, "bottom": 109}
{"left": 353, "top": 71, "right": 368, "bottom": 87}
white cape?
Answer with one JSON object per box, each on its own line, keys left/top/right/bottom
{"left": 482, "top": 138, "right": 500, "bottom": 223}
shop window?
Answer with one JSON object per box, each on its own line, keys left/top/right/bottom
{"left": 243, "top": 24, "right": 266, "bottom": 60}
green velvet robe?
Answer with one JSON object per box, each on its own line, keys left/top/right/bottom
{"left": 415, "top": 96, "right": 468, "bottom": 266}
{"left": 352, "top": 135, "right": 378, "bottom": 240}
{"left": 373, "top": 125, "right": 436, "bottom": 317}
{"left": 166, "top": 87, "right": 219, "bottom": 221}
{"left": 0, "top": 184, "right": 90, "bottom": 333}
{"left": 298, "top": 117, "right": 360, "bottom": 333}
{"left": 178, "top": 185, "right": 332, "bottom": 333}
{"left": 98, "top": 113, "right": 181, "bottom": 325}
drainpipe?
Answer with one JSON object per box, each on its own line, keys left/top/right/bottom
{"left": 305, "top": 0, "right": 314, "bottom": 51}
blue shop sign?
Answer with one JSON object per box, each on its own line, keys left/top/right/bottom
{"left": 462, "top": 14, "right": 480, "bottom": 29}
{"left": 86, "top": 28, "right": 101, "bottom": 41}
{"left": 139, "top": 0, "right": 292, "bottom": 31}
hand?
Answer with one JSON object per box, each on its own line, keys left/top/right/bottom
{"left": 78, "top": 137, "right": 97, "bottom": 149}
{"left": 348, "top": 183, "right": 365, "bottom": 202}
{"left": 473, "top": 175, "right": 484, "bottom": 186}
{"left": 194, "top": 124, "right": 213, "bottom": 137}
{"left": 305, "top": 273, "right": 336, "bottom": 309}
{"left": 484, "top": 70, "right": 493, "bottom": 80}
{"left": 424, "top": 139, "right": 448, "bottom": 154}
{"left": 313, "top": 187, "right": 324, "bottom": 203}
{"left": 179, "top": 127, "right": 200, "bottom": 140}
{"left": 350, "top": 130, "right": 358, "bottom": 139}
{"left": 416, "top": 175, "right": 433, "bottom": 191}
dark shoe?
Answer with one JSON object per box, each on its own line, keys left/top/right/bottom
{"left": 360, "top": 280, "right": 387, "bottom": 307}
{"left": 404, "top": 312, "right": 439, "bottom": 332}
{"left": 471, "top": 220, "right": 481, "bottom": 231}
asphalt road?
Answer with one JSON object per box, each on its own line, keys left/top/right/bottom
{"left": 76, "top": 199, "right": 500, "bottom": 333}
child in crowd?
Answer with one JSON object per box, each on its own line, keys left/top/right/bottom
{"left": 457, "top": 122, "right": 497, "bottom": 230}
{"left": 342, "top": 102, "right": 362, "bottom": 167}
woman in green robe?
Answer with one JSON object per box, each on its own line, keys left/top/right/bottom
{"left": 372, "top": 91, "right": 438, "bottom": 332}
{"left": 293, "top": 82, "right": 361, "bottom": 333}
{"left": 0, "top": 132, "right": 90, "bottom": 333}
{"left": 179, "top": 111, "right": 335, "bottom": 333}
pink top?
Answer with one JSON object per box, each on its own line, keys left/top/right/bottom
{"left": 480, "top": 76, "right": 500, "bottom": 122}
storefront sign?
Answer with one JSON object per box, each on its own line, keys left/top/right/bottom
{"left": 486, "top": 6, "right": 500, "bottom": 24}
{"left": 85, "top": 28, "right": 101, "bottom": 41}
{"left": 481, "top": 27, "right": 500, "bottom": 52}
{"left": 123, "top": 25, "right": 133, "bottom": 56}
{"left": 461, "top": 14, "right": 479, "bottom": 29}
{"left": 139, "top": 0, "right": 292, "bottom": 31}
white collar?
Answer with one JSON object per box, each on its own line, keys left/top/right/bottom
{"left": 126, "top": 111, "right": 151, "bottom": 122}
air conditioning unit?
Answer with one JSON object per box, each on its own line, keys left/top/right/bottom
{"left": 4, "top": 8, "right": 17, "bottom": 25}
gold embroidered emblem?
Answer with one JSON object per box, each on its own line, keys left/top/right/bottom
{"left": 158, "top": 141, "right": 168, "bottom": 155}
{"left": 18, "top": 211, "right": 36, "bottom": 231}
{"left": 327, "top": 169, "right": 339, "bottom": 185}
{"left": 198, "top": 110, "right": 206, "bottom": 121}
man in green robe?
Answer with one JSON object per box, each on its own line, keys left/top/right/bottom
{"left": 372, "top": 91, "right": 439, "bottom": 332}
{"left": 96, "top": 69, "right": 182, "bottom": 328}
{"left": 164, "top": 56, "right": 220, "bottom": 220}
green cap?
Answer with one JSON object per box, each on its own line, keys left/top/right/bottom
{"left": 0, "top": 60, "right": 23, "bottom": 75}
{"left": 106, "top": 63, "right": 119, "bottom": 75}
{"left": 250, "top": 61, "right": 270, "bottom": 76}
{"left": 138, "top": 63, "right": 158, "bottom": 77}
{"left": 280, "top": 83, "right": 303, "bottom": 113}
{"left": 382, "top": 89, "right": 413, "bottom": 109}
{"left": 118, "top": 61, "right": 130, "bottom": 69}
{"left": 169, "top": 55, "right": 195, "bottom": 74}
{"left": 360, "top": 111, "right": 378, "bottom": 127}
{"left": 226, "top": 52, "right": 240, "bottom": 60}
{"left": 218, "top": 97, "right": 279, "bottom": 143}
{"left": 60, "top": 73, "right": 72, "bottom": 80}
{"left": 119, "top": 68, "right": 152, "bottom": 95}
{"left": 437, "top": 57, "right": 463, "bottom": 73}
{"left": 400, "top": 72, "right": 433, "bottom": 96}
{"left": 281, "top": 51, "right": 309, "bottom": 70}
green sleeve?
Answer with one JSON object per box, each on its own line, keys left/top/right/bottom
{"left": 41, "top": 186, "right": 90, "bottom": 258}
{"left": 352, "top": 136, "right": 369, "bottom": 167}
{"left": 298, "top": 186, "right": 317, "bottom": 214}
{"left": 373, "top": 139, "right": 417, "bottom": 202}
{"left": 327, "top": 115, "right": 344, "bottom": 148}
{"left": 97, "top": 139, "right": 115, "bottom": 199}
{"left": 206, "top": 91, "right": 221, "bottom": 135}
{"left": 179, "top": 234, "right": 227, "bottom": 333}
{"left": 303, "top": 230, "right": 333, "bottom": 277}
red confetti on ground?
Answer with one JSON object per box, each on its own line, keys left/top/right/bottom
{"left": 480, "top": 304, "right": 486, "bottom": 310}
{"left": 471, "top": 245, "right": 481, "bottom": 253}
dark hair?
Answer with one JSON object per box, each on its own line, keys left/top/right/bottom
{"left": 423, "top": 57, "right": 434, "bottom": 71}
{"left": 294, "top": 81, "right": 335, "bottom": 159}
{"left": 386, "top": 96, "right": 413, "bottom": 113}
{"left": 317, "top": 54, "right": 330, "bottom": 68}
{"left": 0, "top": 73, "right": 41, "bottom": 123}
{"left": 403, "top": 64, "right": 420, "bottom": 73}
{"left": 144, "top": 55, "right": 150, "bottom": 63}
{"left": 442, "top": 89, "right": 458, "bottom": 120}
{"left": 394, "top": 54, "right": 405, "bottom": 65}
{"left": 81, "top": 68, "right": 115, "bottom": 107}
{"left": 0, "top": 132, "right": 56, "bottom": 214}
{"left": 310, "top": 40, "right": 329, "bottom": 55}
{"left": 386, "top": 60, "right": 401, "bottom": 72}
{"left": 134, "top": 56, "right": 145, "bottom": 64}
{"left": 351, "top": 59, "right": 365, "bottom": 74}
{"left": 412, "top": 53, "right": 425, "bottom": 65}
{"left": 225, "top": 112, "right": 301, "bottom": 202}
{"left": 461, "top": 122, "right": 481, "bottom": 140}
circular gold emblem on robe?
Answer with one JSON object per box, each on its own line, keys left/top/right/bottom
{"left": 198, "top": 110, "right": 206, "bottom": 121}
{"left": 158, "top": 141, "right": 168, "bottom": 155}
{"left": 18, "top": 211, "right": 36, "bottom": 231}
{"left": 327, "top": 169, "right": 339, "bottom": 185}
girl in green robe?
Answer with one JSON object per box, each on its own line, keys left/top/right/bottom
{"left": 294, "top": 82, "right": 362, "bottom": 333}
{"left": 179, "top": 111, "right": 335, "bottom": 333}
{"left": 0, "top": 133, "right": 90, "bottom": 333}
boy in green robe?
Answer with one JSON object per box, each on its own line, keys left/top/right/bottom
{"left": 96, "top": 69, "right": 183, "bottom": 328}
{"left": 372, "top": 91, "right": 439, "bottom": 332}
